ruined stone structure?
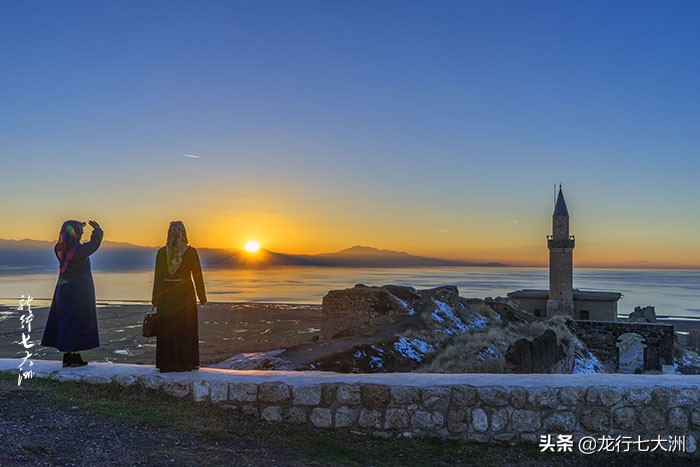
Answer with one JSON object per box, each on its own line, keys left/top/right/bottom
{"left": 568, "top": 320, "right": 674, "bottom": 372}
{"left": 508, "top": 187, "right": 621, "bottom": 320}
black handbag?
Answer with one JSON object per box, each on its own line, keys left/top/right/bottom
{"left": 142, "top": 307, "right": 159, "bottom": 337}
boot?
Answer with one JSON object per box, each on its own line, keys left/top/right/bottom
{"left": 70, "top": 353, "right": 88, "bottom": 367}
{"left": 62, "top": 353, "right": 72, "bottom": 367}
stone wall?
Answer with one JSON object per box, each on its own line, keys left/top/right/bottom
{"left": 568, "top": 320, "right": 674, "bottom": 372}
{"left": 4, "top": 359, "right": 697, "bottom": 454}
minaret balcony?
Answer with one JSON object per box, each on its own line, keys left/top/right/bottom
{"left": 547, "top": 235, "right": 575, "bottom": 249}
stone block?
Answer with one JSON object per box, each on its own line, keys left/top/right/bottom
{"left": 359, "top": 409, "right": 383, "bottom": 429}
{"left": 192, "top": 381, "right": 210, "bottom": 402}
{"left": 321, "top": 384, "right": 337, "bottom": 406}
{"left": 559, "top": 387, "right": 585, "bottom": 406}
{"left": 83, "top": 375, "right": 113, "bottom": 385}
{"left": 113, "top": 374, "right": 138, "bottom": 386}
{"left": 527, "top": 388, "right": 559, "bottom": 409}
{"left": 309, "top": 408, "right": 332, "bottom": 428}
{"left": 283, "top": 407, "right": 307, "bottom": 425}
{"left": 421, "top": 387, "right": 451, "bottom": 410}
{"left": 612, "top": 407, "right": 637, "bottom": 431}
{"left": 258, "top": 382, "right": 290, "bottom": 404}
{"left": 638, "top": 407, "right": 666, "bottom": 431}
{"left": 599, "top": 387, "right": 622, "bottom": 407}
{"left": 580, "top": 406, "right": 609, "bottom": 433}
{"left": 452, "top": 386, "right": 479, "bottom": 407}
{"left": 336, "top": 384, "right": 361, "bottom": 405}
{"left": 543, "top": 411, "right": 576, "bottom": 432}
{"left": 293, "top": 385, "right": 321, "bottom": 406}
{"left": 362, "top": 384, "right": 391, "bottom": 409}
{"left": 512, "top": 410, "right": 541, "bottom": 432}
{"left": 391, "top": 386, "right": 420, "bottom": 406}
{"left": 669, "top": 408, "right": 689, "bottom": 432}
{"left": 491, "top": 408, "right": 509, "bottom": 432}
{"left": 210, "top": 382, "right": 229, "bottom": 403}
{"left": 230, "top": 383, "right": 258, "bottom": 403}
{"left": 261, "top": 406, "right": 282, "bottom": 422}
{"left": 162, "top": 381, "right": 191, "bottom": 398}
{"left": 625, "top": 388, "right": 651, "bottom": 405}
{"left": 412, "top": 411, "right": 445, "bottom": 430}
{"left": 479, "top": 387, "right": 510, "bottom": 407}
{"left": 384, "top": 409, "right": 410, "bottom": 430}
{"left": 335, "top": 406, "right": 359, "bottom": 428}
{"left": 241, "top": 405, "right": 259, "bottom": 418}
{"left": 670, "top": 387, "right": 700, "bottom": 407}
{"left": 690, "top": 408, "right": 700, "bottom": 429}
{"left": 447, "top": 409, "right": 469, "bottom": 433}
{"left": 510, "top": 387, "right": 527, "bottom": 409}
{"left": 136, "top": 375, "right": 163, "bottom": 390}
{"left": 471, "top": 408, "right": 489, "bottom": 433}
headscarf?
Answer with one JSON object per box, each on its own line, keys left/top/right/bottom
{"left": 166, "top": 221, "right": 189, "bottom": 275}
{"left": 56, "top": 220, "right": 84, "bottom": 274}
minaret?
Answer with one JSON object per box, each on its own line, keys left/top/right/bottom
{"left": 546, "top": 186, "right": 575, "bottom": 317}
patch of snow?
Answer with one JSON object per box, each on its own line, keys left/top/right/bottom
{"left": 476, "top": 346, "right": 500, "bottom": 363}
{"left": 354, "top": 350, "right": 366, "bottom": 359}
{"left": 571, "top": 336, "right": 604, "bottom": 374}
{"left": 393, "top": 337, "right": 434, "bottom": 363}
{"left": 369, "top": 355, "right": 384, "bottom": 369}
{"left": 394, "top": 297, "right": 415, "bottom": 316}
{"left": 573, "top": 351, "right": 604, "bottom": 374}
{"left": 674, "top": 350, "right": 700, "bottom": 370}
{"left": 370, "top": 345, "right": 385, "bottom": 354}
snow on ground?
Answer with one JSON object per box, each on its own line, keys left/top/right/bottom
{"left": 674, "top": 350, "right": 700, "bottom": 371}
{"left": 476, "top": 347, "right": 500, "bottom": 363}
{"left": 393, "top": 337, "right": 434, "bottom": 363}
{"left": 394, "top": 297, "right": 415, "bottom": 316}
{"left": 432, "top": 300, "right": 488, "bottom": 335}
{"left": 573, "top": 350, "right": 604, "bottom": 374}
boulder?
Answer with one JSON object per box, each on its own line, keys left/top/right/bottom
{"left": 504, "top": 329, "right": 571, "bottom": 373}
{"left": 320, "top": 284, "right": 422, "bottom": 339}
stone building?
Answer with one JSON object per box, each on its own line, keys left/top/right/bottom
{"left": 508, "top": 187, "right": 621, "bottom": 320}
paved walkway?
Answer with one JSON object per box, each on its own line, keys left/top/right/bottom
{"left": 3, "top": 358, "right": 700, "bottom": 388}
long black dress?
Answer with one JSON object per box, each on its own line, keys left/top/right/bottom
{"left": 152, "top": 246, "right": 206, "bottom": 372}
{"left": 41, "top": 227, "right": 103, "bottom": 352}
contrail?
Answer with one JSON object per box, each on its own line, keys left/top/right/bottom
{"left": 185, "top": 154, "right": 201, "bottom": 159}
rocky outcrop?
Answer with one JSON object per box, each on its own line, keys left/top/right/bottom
{"left": 628, "top": 306, "right": 657, "bottom": 323}
{"left": 504, "top": 330, "right": 573, "bottom": 374}
{"left": 320, "top": 284, "right": 420, "bottom": 340}
{"left": 320, "top": 284, "right": 461, "bottom": 340}
{"left": 210, "top": 350, "right": 295, "bottom": 370}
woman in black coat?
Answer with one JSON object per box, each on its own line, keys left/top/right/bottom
{"left": 151, "top": 221, "right": 207, "bottom": 372}
{"left": 41, "top": 220, "right": 103, "bottom": 367}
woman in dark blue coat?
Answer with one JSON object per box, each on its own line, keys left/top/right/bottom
{"left": 41, "top": 220, "right": 103, "bottom": 367}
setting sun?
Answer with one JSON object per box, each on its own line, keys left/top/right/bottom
{"left": 244, "top": 241, "right": 260, "bottom": 253}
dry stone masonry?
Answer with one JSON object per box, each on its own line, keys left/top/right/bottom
{"left": 2, "top": 359, "right": 698, "bottom": 455}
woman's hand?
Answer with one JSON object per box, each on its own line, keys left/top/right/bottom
{"left": 88, "top": 220, "right": 101, "bottom": 230}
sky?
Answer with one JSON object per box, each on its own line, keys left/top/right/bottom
{"left": 1, "top": 1, "right": 699, "bottom": 267}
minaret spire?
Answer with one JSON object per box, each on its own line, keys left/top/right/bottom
{"left": 547, "top": 185, "right": 575, "bottom": 317}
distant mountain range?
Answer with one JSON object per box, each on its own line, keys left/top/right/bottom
{"left": 0, "top": 239, "right": 505, "bottom": 270}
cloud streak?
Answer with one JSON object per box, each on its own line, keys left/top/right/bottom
{"left": 185, "top": 154, "right": 201, "bottom": 159}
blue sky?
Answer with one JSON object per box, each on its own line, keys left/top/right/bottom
{"left": 1, "top": 1, "right": 699, "bottom": 265}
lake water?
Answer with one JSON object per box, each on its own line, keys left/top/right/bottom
{"left": 1, "top": 266, "right": 698, "bottom": 319}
